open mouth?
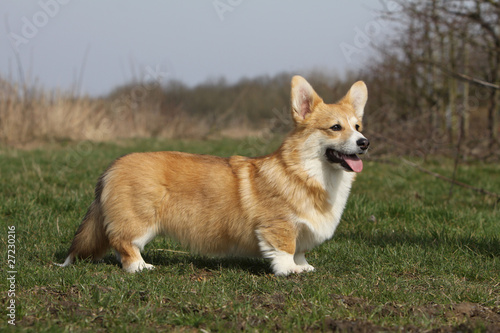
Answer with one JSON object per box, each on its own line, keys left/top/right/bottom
{"left": 325, "top": 148, "right": 363, "bottom": 173}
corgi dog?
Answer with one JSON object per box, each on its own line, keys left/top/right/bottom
{"left": 58, "top": 76, "right": 369, "bottom": 276}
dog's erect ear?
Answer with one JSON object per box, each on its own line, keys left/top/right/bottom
{"left": 291, "top": 76, "right": 322, "bottom": 123}
{"left": 342, "top": 81, "right": 368, "bottom": 119}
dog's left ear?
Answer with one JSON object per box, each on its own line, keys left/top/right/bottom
{"left": 291, "top": 75, "right": 323, "bottom": 123}
{"left": 342, "top": 81, "right": 368, "bottom": 119}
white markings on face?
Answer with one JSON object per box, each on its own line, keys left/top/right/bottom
{"left": 346, "top": 116, "right": 358, "bottom": 131}
{"left": 336, "top": 116, "right": 364, "bottom": 155}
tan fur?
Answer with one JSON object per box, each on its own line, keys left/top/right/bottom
{"left": 60, "top": 76, "right": 369, "bottom": 276}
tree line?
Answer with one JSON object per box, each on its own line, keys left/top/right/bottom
{"left": 365, "top": 0, "right": 499, "bottom": 146}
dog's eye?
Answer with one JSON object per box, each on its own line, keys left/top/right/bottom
{"left": 330, "top": 124, "right": 342, "bottom": 131}
{"left": 355, "top": 124, "right": 360, "bottom": 131}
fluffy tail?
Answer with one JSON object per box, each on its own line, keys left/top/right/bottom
{"left": 58, "top": 198, "right": 109, "bottom": 267}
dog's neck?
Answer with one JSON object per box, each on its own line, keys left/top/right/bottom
{"left": 275, "top": 133, "right": 356, "bottom": 211}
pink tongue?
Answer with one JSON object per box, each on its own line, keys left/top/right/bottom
{"left": 343, "top": 155, "right": 363, "bottom": 173}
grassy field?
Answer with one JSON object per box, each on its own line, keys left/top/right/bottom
{"left": 1, "top": 137, "right": 499, "bottom": 332}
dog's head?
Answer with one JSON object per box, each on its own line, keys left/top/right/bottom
{"left": 290, "top": 75, "right": 369, "bottom": 173}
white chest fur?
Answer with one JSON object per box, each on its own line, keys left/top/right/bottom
{"left": 295, "top": 165, "right": 355, "bottom": 253}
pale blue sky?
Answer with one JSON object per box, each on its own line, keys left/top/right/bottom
{"left": 1, "top": 0, "right": 389, "bottom": 96}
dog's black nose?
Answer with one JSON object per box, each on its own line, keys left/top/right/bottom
{"left": 357, "top": 138, "right": 370, "bottom": 150}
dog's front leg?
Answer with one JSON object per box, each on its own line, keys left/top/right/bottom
{"left": 256, "top": 223, "right": 312, "bottom": 276}
{"left": 294, "top": 252, "right": 315, "bottom": 272}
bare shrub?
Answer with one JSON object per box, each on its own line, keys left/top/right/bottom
{"left": 0, "top": 81, "right": 210, "bottom": 145}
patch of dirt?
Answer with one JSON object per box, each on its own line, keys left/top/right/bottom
{"left": 327, "top": 294, "right": 500, "bottom": 332}
{"left": 17, "top": 285, "right": 110, "bottom": 328}
{"left": 320, "top": 317, "right": 386, "bottom": 333}
{"left": 189, "top": 268, "right": 215, "bottom": 282}
{"left": 12, "top": 285, "right": 500, "bottom": 332}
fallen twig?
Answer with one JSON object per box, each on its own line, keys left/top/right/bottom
{"left": 153, "top": 249, "right": 190, "bottom": 255}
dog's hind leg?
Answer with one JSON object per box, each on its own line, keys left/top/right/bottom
{"left": 109, "top": 227, "right": 157, "bottom": 273}
{"left": 113, "top": 241, "right": 154, "bottom": 273}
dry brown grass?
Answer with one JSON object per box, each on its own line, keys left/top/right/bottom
{"left": 0, "top": 80, "right": 211, "bottom": 146}
{"left": 1, "top": 74, "right": 498, "bottom": 162}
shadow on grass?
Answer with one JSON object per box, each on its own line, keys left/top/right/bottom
{"left": 144, "top": 251, "right": 272, "bottom": 276}
{"left": 54, "top": 247, "right": 271, "bottom": 275}
{"left": 339, "top": 229, "right": 500, "bottom": 258}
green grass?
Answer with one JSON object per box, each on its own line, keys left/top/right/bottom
{"left": 1, "top": 137, "right": 499, "bottom": 332}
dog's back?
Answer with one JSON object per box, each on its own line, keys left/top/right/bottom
{"left": 59, "top": 76, "right": 369, "bottom": 276}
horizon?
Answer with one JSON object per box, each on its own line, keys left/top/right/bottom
{"left": 0, "top": 1, "right": 392, "bottom": 97}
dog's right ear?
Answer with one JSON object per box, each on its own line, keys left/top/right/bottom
{"left": 291, "top": 76, "right": 322, "bottom": 123}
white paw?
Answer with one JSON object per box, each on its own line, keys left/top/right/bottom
{"left": 270, "top": 250, "right": 317, "bottom": 276}
{"left": 274, "top": 265, "right": 300, "bottom": 276}
{"left": 272, "top": 252, "right": 316, "bottom": 276}
{"left": 142, "top": 263, "right": 155, "bottom": 270}
{"left": 274, "top": 264, "right": 315, "bottom": 276}
{"left": 274, "top": 265, "right": 314, "bottom": 276}
{"left": 125, "top": 260, "right": 155, "bottom": 273}
{"left": 299, "top": 264, "right": 315, "bottom": 272}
